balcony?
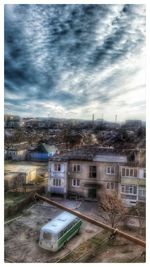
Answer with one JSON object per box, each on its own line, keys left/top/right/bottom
{"left": 121, "top": 177, "right": 146, "bottom": 186}
{"left": 50, "top": 171, "right": 65, "bottom": 178}
{"left": 138, "top": 195, "right": 146, "bottom": 202}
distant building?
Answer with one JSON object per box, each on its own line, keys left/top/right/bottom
{"left": 4, "top": 115, "right": 21, "bottom": 128}
{"left": 29, "top": 143, "right": 57, "bottom": 161}
{"left": 125, "top": 120, "right": 142, "bottom": 129}
{"left": 5, "top": 142, "right": 28, "bottom": 161}
{"left": 48, "top": 146, "right": 146, "bottom": 206}
{"left": 4, "top": 163, "right": 39, "bottom": 191}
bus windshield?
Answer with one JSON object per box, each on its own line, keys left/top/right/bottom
{"left": 43, "top": 232, "right": 52, "bottom": 240}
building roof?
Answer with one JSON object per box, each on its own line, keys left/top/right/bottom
{"left": 50, "top": 146, "right": 128, "bottom": 162}
{"left": 5, "top": 142, "right": 28, "bottom": 151}
{"left": 4, "top": 163, "right": 37, "bottom": 174}
{"left": 49, "top": 146, "right": 145, "bottom": 166}
{"left": 93, "top": 154, "right": 127, "bottom": 163}
{"left": 32, "top": 143, "right": 57, "bottom": 154}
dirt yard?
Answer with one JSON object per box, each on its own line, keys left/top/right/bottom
{"left": 4, "top": 202, "right": 100, "bottom": 263}
{"left": 4, "top": 199, "right": 145, "bottom": 263}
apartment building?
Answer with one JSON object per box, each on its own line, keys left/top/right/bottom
{"left": 48, "top": 147, "right": 145, "bottom": 206}
{"left": 119, "top": 164, "right": 146, "bottom": 206}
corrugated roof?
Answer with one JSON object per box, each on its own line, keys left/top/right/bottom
{"left": 32, "top": 143, "right": 57, "bottom": 154}
{"left": 50, "top": 146, "right": 128, "bottom": 162}
{"left": 93, "top": 155, "right": 127, "bottom": 163}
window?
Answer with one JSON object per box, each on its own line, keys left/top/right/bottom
{"left": 121, "top": 167, "right": 137, "bottom": 177}
{"left": 130, "top": 169, "right": 133, "bottom": 177}
{"left": 72, "top": 179, "right": 80, "bottom": 187}
{"left": 106, "top": 166, "right": 115, "bottom": 175}
{"left": 106, "top": 182, "right": 117, "bottom": 190}
{"left": 111, "top": 182, "right": 114, "bottom": 189}
{"left": 89, "top": 166, "right": 97, "bottom": 178}
{"left": 57, "top": 218, "right": 80, "bottom": 239}
{"left": 107, "top": 182, "right": 110, "bottom": 189}
{"left": 138, "top": 187, "right": 146, "bottom": 197}
{"left": 134, "top": 169, "right": 137, "bottom": 177}
{"left": 72, "top": 164, "right": 81, "bottom": 172}
{"left": 121, "top": 185, "right": 125, "bottom": 193}
{"left": 121, "top": 185, "right": 137, "bottom": 194}
{"left": 53, "top": 179, "right": 61, "bottom": 186}
{"left": 54, "top": 163, "right": 61, "bottom": 171}
{"left": 43, "top": 232, "right": 52, "bottom": 240}
{"left": 122, "top": 168, "right": 125, "bottom": 176}
{"left": 144, "top": 169, "right": 146, "bottom": 178}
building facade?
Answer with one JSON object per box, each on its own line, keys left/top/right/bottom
{"left": 48, "top": 161, "right": 68, "bottom": 196}
{"left": 119, "top": 165, "right": 146, "bottom": 206}
{"left": 5, "top": 143, "right": 28, "bottom": 161}
{"left": 48, "top": 147, "right": 146, "bottom": 206}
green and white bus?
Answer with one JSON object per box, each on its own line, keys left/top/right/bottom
{"left": 39, "top": 211, "right": 82, "bottom": 251}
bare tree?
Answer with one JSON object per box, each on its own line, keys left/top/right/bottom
{"left": 98, "top": 191, "right": 128, "bottom": 228}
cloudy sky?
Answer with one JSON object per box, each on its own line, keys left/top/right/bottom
{"left": 4, "top": 4, "right": 146, "bottom": 121}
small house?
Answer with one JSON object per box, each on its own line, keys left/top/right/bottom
{"left": 29, "top": 143, "right": 57, "bottom": 161}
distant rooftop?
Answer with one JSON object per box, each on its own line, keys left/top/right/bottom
{"left": 32, "top": 143, "right": 57, "bottom": 154}
{"left": 4, "top": 163, "right": 38, "bottom": 174}
{"left": 50, "top": 146, "right": 128, "bottom": 162}
{"left": 49, "top": 145, "right": 145, "bottom": 165}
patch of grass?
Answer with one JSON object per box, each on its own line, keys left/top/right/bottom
{"left": 58, "top": 230, "right": 109, "bottom": 263}
{"left": 5, "top": 192, "right": 29, "bottom": 207}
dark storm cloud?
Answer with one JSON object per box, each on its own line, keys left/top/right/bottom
{"left": 4, "top": 4, "right": 145, "bottom": 119}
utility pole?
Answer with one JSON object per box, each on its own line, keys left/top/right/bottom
{"left": 92, "top": 114, "right": 95, "bottom": 128}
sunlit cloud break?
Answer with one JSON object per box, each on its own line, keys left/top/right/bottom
{"left": 5, "top": 4, "right": 146, "bottom": 121}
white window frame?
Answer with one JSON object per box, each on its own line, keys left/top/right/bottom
{"left": 121, "top": 184, "right": 137, "bottom": 195}
{"left": 106, "top": 182, "right": 116, "bottom": 190}
{"left": 72, "top": 164, "right": 81, "bottom": 173}
{"left": 54, "top": 163, "right": 61, "bottom": 172}
{"left": 72, "top": 179, "right": 80, "bottom": 187}
{"left": 121, "top": 167, "right": 137, "bottom": 178}
{"left": 138, "top": 187, "right": 146, "bottom": 197}
{"left": 106, "top": 166, "right": 115, "bottom": 175}
{"left": 53, "top": 178, "right": 61, "bottom": 187}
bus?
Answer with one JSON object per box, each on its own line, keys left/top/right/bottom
{"left": 39, "top": 211, "right": 82, "bottom": 251}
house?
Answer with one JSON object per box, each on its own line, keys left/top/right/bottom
{"left": 5, "top": 142, "right": 28, "bottom": 161}
{"left": 29, "top": 143, "right": 57, "bottom": 161}
{"left": 4, "top": 163, "right": 39, "bottom": 191}
{"left": 48, "top": 146, "right": 146, "bottom": 206}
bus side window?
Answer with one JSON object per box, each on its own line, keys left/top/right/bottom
{"left": 58, "top": 230, "right": 63, "bottom": 239}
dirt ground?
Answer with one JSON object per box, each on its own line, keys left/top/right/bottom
{"left": 4, "top": 199, "right": 145, "bottom": 263}
{"left": 89, "top": 238, "right": 145, "bottom": 263}
{"left": 4, "top": 202, "right": 100, "bottom": 263}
